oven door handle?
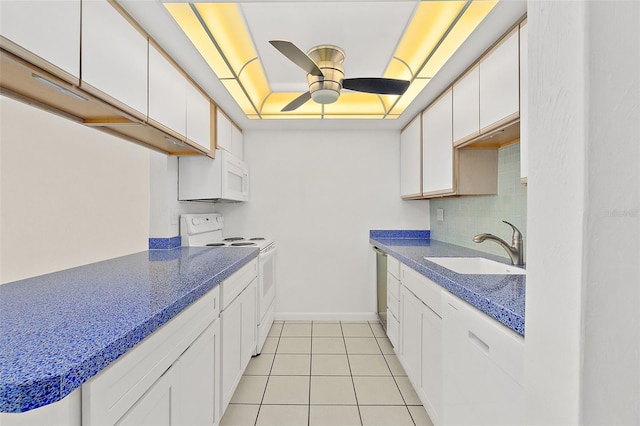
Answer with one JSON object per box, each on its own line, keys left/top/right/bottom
{"left": 259, "top": 245, "right": 276, "bottom": 257}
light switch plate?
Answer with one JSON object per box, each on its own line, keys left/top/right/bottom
{"left": 437, "top": 208, "right": 445, "bottom": 222}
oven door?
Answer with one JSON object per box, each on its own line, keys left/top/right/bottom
{"left": 221, "top": 151, "right": 249, "bottom": 202}
{"left": 258, "top": 244, "right": 276, "bottom": 321}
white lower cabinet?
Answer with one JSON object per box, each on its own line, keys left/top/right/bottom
{"left": 398, "top": 265, "right": 442, "bottom": 424}
{"left": 117, "top": 362, "right": 176, "bottom": 426}
{"left": 117, "top": 320, "right": 219, "bottom": 426}
{"left": 441, "top": 291, "right": 525, "bottom": 425}
{"left": 386, "top": 271, "right": 400, "bottom": 348}
{"left": 82, "top": 286, "right": 220, "bottom": 426}
{"left": 395, "top": 262, "right": 525, "bottom": 426}
{"left": 174, "top": 320, "right": 220, "bottom": 425}
{"left": 220, "top": 260, "right": 258, "bottom": 413}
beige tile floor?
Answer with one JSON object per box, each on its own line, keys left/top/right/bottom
{"left": 220, "top": 320, "right": 434, "bottom": 426}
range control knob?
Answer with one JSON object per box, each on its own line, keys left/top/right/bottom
{"left": 192, "top": 218, "right": 201, "bottom": 226}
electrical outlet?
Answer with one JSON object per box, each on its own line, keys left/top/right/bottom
{"left": 437, "top": 208, "right": 445, "bottom": 222}
{"left": 170, "top": 210, "right": 179, "bottom": 226}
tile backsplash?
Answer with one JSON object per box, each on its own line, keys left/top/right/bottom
{"left": 430, "top": 143, "right": 527, "bottom": 261}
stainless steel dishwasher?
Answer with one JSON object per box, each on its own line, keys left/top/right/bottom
{"left": 373, "top": 246, "right": 388, "bottom": 331}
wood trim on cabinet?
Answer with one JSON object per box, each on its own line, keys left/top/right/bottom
{"left": 457, "top": 117, "right": 520, "bottom": 149}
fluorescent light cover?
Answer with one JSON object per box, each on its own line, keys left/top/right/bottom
{"left": 164, "top": 1, "right": 498, "bottom": 120}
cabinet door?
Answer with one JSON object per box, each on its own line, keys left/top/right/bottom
{"left": 399, "top": 286, "right": 421, "bottom": 384}
{"left": 419, "top": 302, "right": 442, "bottom": 425}
{"left": 117, "top": 365, "right": 176, "bottom": 426}
{"left": 519, "top": 20, "right": 528, "bottom": 182}
{"left": 231, "top": 125, "right": 244, "bottom": 160}
{"left": 452, "top": 65, "right": 480, "bottom": 145}
{"left": 185, "top": 83, "right": 211, "bottom": 152}
{"left": 0, "top": 1, "right": 80, "bottom": 81}
{"left": 441, "top": 292, "right": 525, "bottom": 425}
{"left": 216, "top": 109, "right": 233, "bottom": 153}
{"left": 81, "top": 0, "right": 147, "bottom": 116}
{"left": 174, "top": 321, "right": 220, "bottom": 425}
{"left": 241, "top": 280, "right": 257, "bottom": 361}
{"left": 479, "top": 28, "right": 520, "bottom": 130}
{"left": 149, "top": 44, "right": 187, "bottom": 138}
{"left": 422, "top": 89, "right": 454, "bottom": 195}
{"left": 221, "top": 296, "right": 243, "bottom": 412}
{"left": 400, "top": 116, "right": 422, "bottom": 198}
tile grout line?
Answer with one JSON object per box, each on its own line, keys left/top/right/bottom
{"left": 308, "top": 320, "right": 313, "bottom": 426}
{"left": 371, "top": 321, "right": 419, "bottom": 426}
{"left": 341, "top": 320, "right": 365, "bottom": 426}
{"left": 254, "top": 321, "right": 283, "bottom": 426}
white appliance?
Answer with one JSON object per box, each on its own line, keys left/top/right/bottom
{"left": 180, "top": 213, "right": 276, "bottom": 354}
{"left": 178, "top": 150, "right": 249, "bottom": 202}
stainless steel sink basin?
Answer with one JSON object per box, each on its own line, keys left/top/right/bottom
{"left": 424, "top": 257, "right": 526, "bottom": 275}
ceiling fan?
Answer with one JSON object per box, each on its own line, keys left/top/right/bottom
{"left": 269, "top": 40, "right": 411, "bottom": 112}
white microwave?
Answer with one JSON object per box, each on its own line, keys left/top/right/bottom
{"left": 178, "top": 150, "right": 249, "bottom": 202}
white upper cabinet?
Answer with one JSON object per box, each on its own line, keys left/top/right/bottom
{"left": 452, "top": 65, "right": 480, "bottom": 145}
{"left": 400, "top": 116, "right": 422, "bottom": 198}
{"left": 422, "top": 89, "right": 454, "bottom": 196}
{"left": 479, "top": 27, "right": 520, "bottom": 131}
{"left": 148, "top": 43, "right": 187, "bottom": 138}
{"left": 0, "top": 1, "right": 80, "bottom": 82}
{"left": 81, "top": 0, "right": 147, "bottom": 117}
{"left": 519, "top": 20, "right": 528, "bottom": 183}
{"left": 231, "top": 125, "right": 244, "bottom": 160}
{"left": 186, "top": 83, "right": 211, "bottom": 152}
{"left": 216, "top": 109, "right": 233, "bottom": 153}
{"left": 216, "top": 109, "right": 243, "bottom": 158}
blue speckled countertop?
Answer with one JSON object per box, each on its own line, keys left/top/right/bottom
{"left": 370, "top": 231, "right": 525, "bottom": 336}
{"left": 0, "top": 247, "right": 258, "bottom": 413}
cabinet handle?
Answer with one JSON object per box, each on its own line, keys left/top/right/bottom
{"left": 468, "top": 331, "right": 490, "bottom": 354}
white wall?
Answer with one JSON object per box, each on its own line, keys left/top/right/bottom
{"left": 0, "top": 96, "right": 150, "bottom": 284}
{"left": 149, "top": 152, "right": 216, "bottom": 239}
{"left": 219, "top": 129, "right": 430, "bottom": 320}
{"left": 582, "top": 1, "right": 639, "bottom": 423}
{"left": 525, "top": 1, "right": 639, "bottom": 424}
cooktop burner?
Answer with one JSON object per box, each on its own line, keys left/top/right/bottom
{"left": 249, "top": 237, "right": 266, "bottom": 241}
{"left": 230, "top": 242, "right": 257, "bottom": 246}
{"left": 205, "top": 243, "right": 226, "bottom": 247}
{"left": 223, "top": 237, "right": 245, "bottom": 242}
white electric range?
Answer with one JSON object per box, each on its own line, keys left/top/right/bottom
{"left": 180, "top": 213, "right": 276, "bottom": 354}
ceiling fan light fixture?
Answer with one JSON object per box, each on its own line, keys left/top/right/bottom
{"left": 311, "top": 88, "right": 340, "bottom": 104}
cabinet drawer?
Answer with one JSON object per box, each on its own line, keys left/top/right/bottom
{"left": 386, "top": 309, "right": 399, "bottom": 348}
{"left": 221, "top": 259, "right": 258, "bottom": 310}
{"left": 82, "top": 286, "right": 219, "bottom": 425}
{"left": 387, "top": 290, "right": 400, "bottom": 319}
{"left": 401, "top": 264, "right": 441, "bottom": 316}
{"left": 387, "top": 272, "right": 400, "bottom": 300}
{"left": 387, "top": 256, "right": 400, "bottom": 279}
{"left": 443, "top": 291, "right": 524, "bottom": 386}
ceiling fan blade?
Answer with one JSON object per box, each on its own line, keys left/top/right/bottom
{"left": 282, "top": 91, "right": 312, "bottom": 112}
{"left": 269, "top": 40, "right": 324, "bottom": 77}
{"left": 342, "top": 78, "right": 410, "bottom": 95}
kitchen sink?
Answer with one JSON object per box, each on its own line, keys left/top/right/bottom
{"left": 424, "top": 257, "right": 526, "bottom": 275}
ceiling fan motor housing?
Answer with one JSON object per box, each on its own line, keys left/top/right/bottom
{"left": 307, "top": 45, "right": 345, "bottom": 104}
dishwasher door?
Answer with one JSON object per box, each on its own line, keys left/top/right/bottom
{"left": 373, "top": 246, "right": 388, "bottom": 330}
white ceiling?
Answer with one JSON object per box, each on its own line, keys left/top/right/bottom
{"left": 119, "top": 0, "right": 526, "bottom": 131}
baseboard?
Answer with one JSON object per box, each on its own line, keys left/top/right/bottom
{"left": 274, "top": 312, "right": 379, "bottom": 322}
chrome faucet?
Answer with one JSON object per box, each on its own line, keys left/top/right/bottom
{"left": 473, "top": 220, "right": 525, "bottom": 266}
